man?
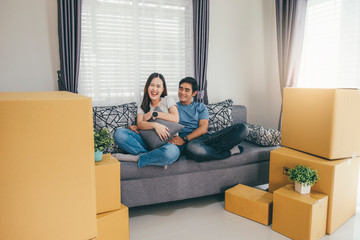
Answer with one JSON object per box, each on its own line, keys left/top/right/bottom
{"left": 169, "top": 77, "right": 249, "bottom": 161}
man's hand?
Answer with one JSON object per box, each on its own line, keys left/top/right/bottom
{"left": 129, "top": 125, "right": 139, "bottom": 133}
{"left": 168, "top": 135, "right": 185, "bottom": 146}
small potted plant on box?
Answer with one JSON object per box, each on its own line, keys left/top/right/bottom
{"left": 288, "top": 164, "right": 320, "bottom": 194}
{"left": 94, "top": 128, "right": 114, "bottom": 162}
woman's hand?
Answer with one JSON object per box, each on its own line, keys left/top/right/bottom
{"left": 154, "top": 123, "right": 170, "bottom": 140}
{"left": 143, "top": 111, "right": 154, "bottom": 121}
{"left": 129, "top": 125, "right": 139, "bottom": 133}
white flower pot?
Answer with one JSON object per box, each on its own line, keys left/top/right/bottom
{"left": 295, "top": 181, "right": 311, "bottom": 194}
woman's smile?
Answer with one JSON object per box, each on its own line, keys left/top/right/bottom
{"left": 148, "top": 77, "right": 164, "bottom": 101}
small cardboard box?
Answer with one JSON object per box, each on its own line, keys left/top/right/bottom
{"left": 95, "top": 154, "right": 121, "bottom": 214}
{"left": 0, "top": 92, "right": 96, "bottom": 240}
{"left": 272, "top": 184, "right": 328, "bottom": 240}
{"left": 281, "top": 88, "right": 360, "bottom": 159}
{"left": 97, "top": 204, "right": 129, "bottom": 240}
{"left": 225, "top": 184, "right": 273, "bottom": 225}
{"left": 269, "top": 147, "right": 359, "bottom": 234}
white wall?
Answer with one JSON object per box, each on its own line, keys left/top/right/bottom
{"left": 0, "top": 0, "right": 59, "bottom": 92}
{"left": 208, "top": 0, "right": 282, "bottom": 129}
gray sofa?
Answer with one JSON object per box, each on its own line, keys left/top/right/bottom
{"left": 118, "top": 105, "right": 279, "bottom": 208}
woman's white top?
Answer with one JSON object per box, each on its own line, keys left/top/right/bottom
{"left": 137, "top": 96, "right": 177, "bottom": 114}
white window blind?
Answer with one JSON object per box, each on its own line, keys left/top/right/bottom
{"left": 298, "top": 0, "right": 360, "bottom": 88}
{"left": 79, "top": 0, "right": 194, "bottom": 106}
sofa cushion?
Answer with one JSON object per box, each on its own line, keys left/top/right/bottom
{"left": 207, "top": 99, "right": 234, "bottom": 133}
{"left": 119, "top": 141, "right": 279, "bottom": 180}
{"left": 139, "top": 119, "right": 184, "bottom": 150}
{"left": 93, "top": 102, "right": 137, "bottom": 153}
{"left": 245, "top": 123, "right": 281, "bottom": 147}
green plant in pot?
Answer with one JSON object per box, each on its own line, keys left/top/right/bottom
{"left": 94, "top": 128, "right": 114, "bottom": 162}
{"left": 288, "top": 164, "right": 319, "bottom": 194}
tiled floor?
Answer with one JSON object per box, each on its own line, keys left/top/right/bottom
{"left": 129, "top": 186, "right": 360, "bottom": 240}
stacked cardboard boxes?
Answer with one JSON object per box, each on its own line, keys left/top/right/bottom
{"left": 0, "top": 92, "right": 97, "bottom": 240}
{"left": 270, "top": 88, "right": 360, "bottom": 237}
{"left": 95, "top": 154, "right": 129, "bottom": 240}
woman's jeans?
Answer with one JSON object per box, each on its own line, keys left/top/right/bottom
{"left": 185, "top": 123, "right": 249, "bottom": 161}
{"left": 114, "top": 128, "right": 180, "bottom": 168}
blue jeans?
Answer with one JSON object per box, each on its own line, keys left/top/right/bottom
{"left": 185, "top": 123, "right": 249, "bottom": 161}
{"left": 114, "top": 128, "right": 180, "bottom": 168}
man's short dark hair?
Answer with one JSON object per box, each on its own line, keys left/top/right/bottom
{"left": 179, "top": 77, "right": 198, "bottom": 93}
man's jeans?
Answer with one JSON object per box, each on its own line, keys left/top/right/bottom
{"left": 114, "top": 128, "right": 180, "bottom": 168}
{"left": 185, "top": 123, "right": 249, "bottom": 161}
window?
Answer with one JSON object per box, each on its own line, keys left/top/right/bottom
{"left": 298, "top": 0, "right": 360, "bottom": 88}
{"left": 298, "top": 0, "right": 360, "bottom": 212}
{"left": 79, "top": 0, "right": 194, "bottom": 106}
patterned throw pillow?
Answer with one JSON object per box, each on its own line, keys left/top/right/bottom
{"left": 207, "top": 99, "right": 234, "bottom": 134}
{"left": 93, "top": 102, "right": 137, "bottom": 153}
{"left": 245, "top": 123, "right": 281, "bottom": 147}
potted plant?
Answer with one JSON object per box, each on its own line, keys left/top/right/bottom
{"left": 288, "top": 164, "right": 320, "bottom": 194}
{"left": 94, "top": 128, "right": 114, "bottom": 162}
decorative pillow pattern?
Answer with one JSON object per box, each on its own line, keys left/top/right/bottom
{"left": 245, "top": 123, "right": 281, "bottom": 147}
{"left": 139, "top": 119, "right": 184, "bottom": 150}
{"left": 206, "top": 99, "right": 234, "bottom": 134}
{"left": 93, "top": 102, "right": 137, "bottom": 153}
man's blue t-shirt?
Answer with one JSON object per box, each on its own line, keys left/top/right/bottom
{"left": 176, "top": 102, "right": 209, "bottom": 137}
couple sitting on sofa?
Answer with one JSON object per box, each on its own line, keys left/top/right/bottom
{"left": 113, "top": 73, "right": 249, "bottom": 168}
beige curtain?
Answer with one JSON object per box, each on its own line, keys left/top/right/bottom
{"left": 275, "top": 0, "right": 307, "bottom": 129}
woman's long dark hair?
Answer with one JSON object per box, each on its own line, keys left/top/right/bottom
{"left": 140, "top": 73, "right": 167, "bottom": 113}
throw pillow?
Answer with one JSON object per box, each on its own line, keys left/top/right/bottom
{"left": 245, "top": 123, "right": 281, "bottom": 147}
{"left": 93, "top": 102, "right": 137, "bottom": 153}
{"left": 207, "top": 99, "right": 234, "bottom": 134}
{"left": 139, "top": 117, "right": 184, "bottom": 150}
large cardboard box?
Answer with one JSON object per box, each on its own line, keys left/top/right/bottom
{"left": 95, "top": 154, "right": 121, "bottom": 214}
{"left": 0, "top": 92, "right": 97, "bottom": 240}
{"left": 225, "top": 184, "right": 273, "bottom": 225}
{"left": 281, "top": 88, "right": 360, "bottom": 159}
{"left": 272, "top": 184, "right": 328, "bottom": 240}
{"left": 97, "top": 204, "right": 129, "bottom": 240}
{"left": 269, "top": 147, "right": 359, "bottom": 234}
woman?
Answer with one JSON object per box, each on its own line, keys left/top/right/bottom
{"left": 114, "top": 73, "right": 180, "bottom": 168}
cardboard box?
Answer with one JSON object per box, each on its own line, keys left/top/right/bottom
{"left": 95, "top": 154, "right": 121, "bottom": 214}
{"left": 225, "top": 184, "right": 273, "bottom": 225}
{"left": 97, "top": 204, "right": 129, "bottom": 240}
{"left": 269, "top": 147, "right": 359, "bottom": 234}
{"left": 272, "top": 184, "right": 328, "bottom": 240}
{"left": 0, "top": 92, "right": 97, "bottom": 240}
{"left": 281, "top": 88, "right": 360, "bottom": 159}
